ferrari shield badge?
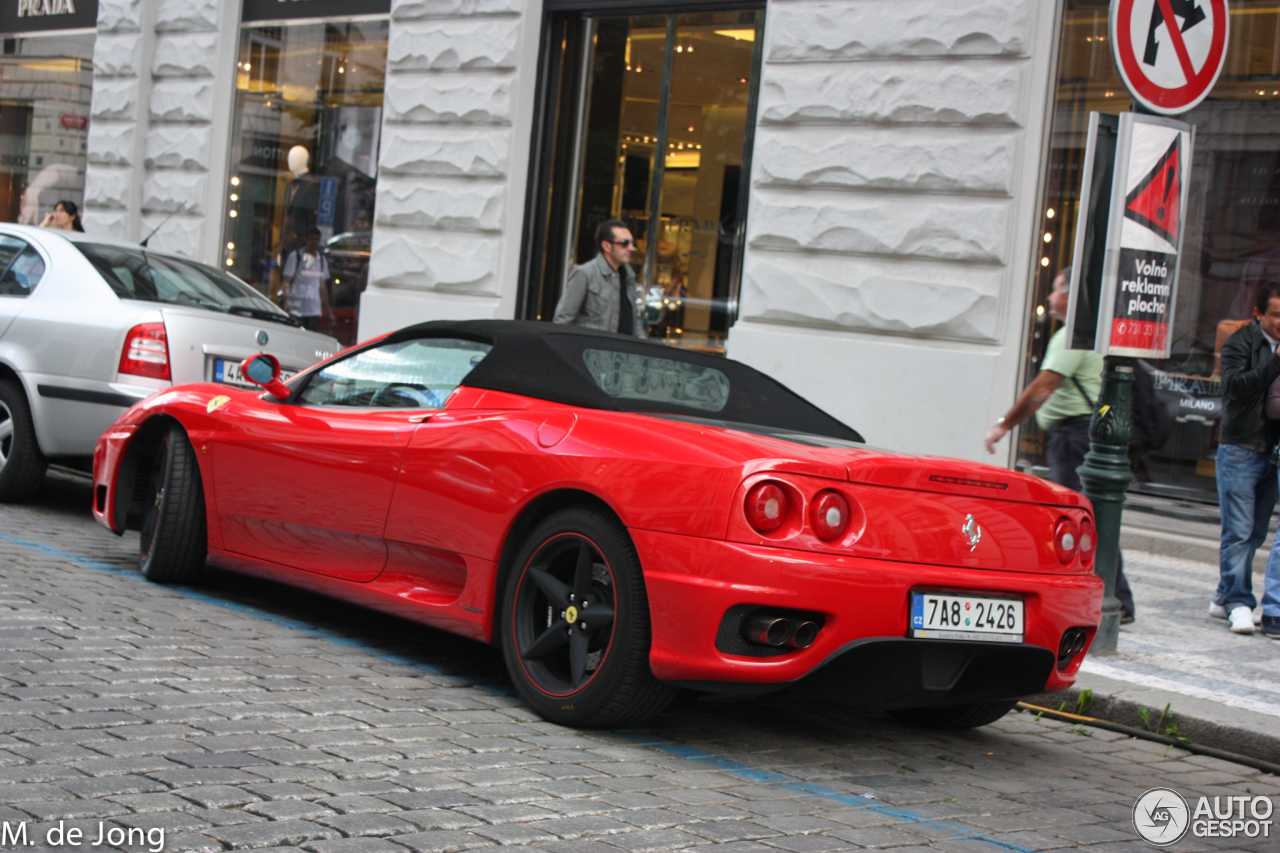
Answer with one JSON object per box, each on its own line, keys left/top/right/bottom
{"left": 207, "top": 395, "right": 230, "bottom": 414}
{"left": 962, "top": 514, "right": 982, "bottom": 551}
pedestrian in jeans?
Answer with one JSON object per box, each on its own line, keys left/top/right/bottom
{"left": 985, "top": 268, "right": 1136, "bottom": 621}
{"left": 1216, "top": 280, "right": 1280, "bottom": 637}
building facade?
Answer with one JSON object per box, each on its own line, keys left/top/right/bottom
{"left": 0, "top": 0, "right": 97, "bottom": 228}
{"left": 3, "top": 0, "right": 1269, "bottom": 501}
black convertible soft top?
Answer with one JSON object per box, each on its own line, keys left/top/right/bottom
{"left": 383, "top": 320, "right": 863, "bottom": 443}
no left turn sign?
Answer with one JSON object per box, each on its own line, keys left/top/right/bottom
{"left": 1110, "top": 0, "right": 1229, "bottom": 115}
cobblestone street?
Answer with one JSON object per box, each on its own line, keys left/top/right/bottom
{"left": 0, "top": 472, "right": 1274, "bottom": 853}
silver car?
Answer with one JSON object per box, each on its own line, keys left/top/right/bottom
{"left": 0, "top": 224, "right": 339, "bottom": 500}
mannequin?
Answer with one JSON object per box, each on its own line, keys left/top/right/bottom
{"left": 282, "top": 145, "right": 319, "bottom": 256}
{"left": 287, "top": 145, "right": 310, "bottom": 178}
{"left": 325, "top": 108, "right": 378, "bottom": 236}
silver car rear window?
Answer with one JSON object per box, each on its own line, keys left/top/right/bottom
{"left": 76, "top": 242, "right": 294, "bottom": 324}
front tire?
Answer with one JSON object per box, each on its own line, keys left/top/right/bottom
{"left": 500, "top": 507, "right": 676, "bottom": 727}
{"left": 0, "top": 379, "right": 46, "bottom": 502}
{"left": 890, "top": 700, "right": 1017, "bottom": 730}
{"left": 139, "top": 425, "right": 207, "bottom": 584}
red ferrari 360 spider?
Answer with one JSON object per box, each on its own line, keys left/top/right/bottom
{"left": 93, "top": 321, "right": 1102, "bottom": 728}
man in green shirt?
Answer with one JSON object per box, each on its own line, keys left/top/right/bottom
{"left": 984, "top": 268, "right": 1135, "bottom": 621}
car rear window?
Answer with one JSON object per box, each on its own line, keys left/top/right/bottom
{"left": 76, "top": 242, "right": 294, "bottom": 324}
{"left": 0, "top": 242, "right": 44, "bottom": 297}
{"left": 582, "top": 348, "right": 730, "bottom": 412}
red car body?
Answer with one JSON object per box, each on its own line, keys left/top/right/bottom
{"left": 93, "top": 320, "right": 1102, "bottom": 727}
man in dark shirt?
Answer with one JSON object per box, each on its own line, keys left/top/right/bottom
{"left": 1216, "top": 280, "right": 1280, "bottom": 638}
{"left": 553, "top": 219, "right": 645, "bottom": 337}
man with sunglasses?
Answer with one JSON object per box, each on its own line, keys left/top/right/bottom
{"left": 553, "top": 219, "right": 646, "bottom": 337}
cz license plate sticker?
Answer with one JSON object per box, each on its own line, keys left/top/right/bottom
{"left": 910, "top": 592, "right": 1024, "bottom": 643}
{"left": 214, "top": 358, "right": 246, "bottom": 386}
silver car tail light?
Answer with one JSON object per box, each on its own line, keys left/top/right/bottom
{"left": 119, "top": 323, "right": 171, "bottom": 381}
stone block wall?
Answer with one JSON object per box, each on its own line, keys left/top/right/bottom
{"left": 363, "top": 0, "right": 532, "bottom": 311}
{"left": 728, "top": 0, "right": 1060, "bottom": 459}
{"left": 739, "top": 0, "right": 1043, "bottom": 343}
{"left": 83, "top": 0, "right": 236, "bottom": 258}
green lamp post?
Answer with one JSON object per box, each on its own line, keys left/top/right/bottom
{"left": 1075, "top": 358, "right": 1134, "bottom": 654}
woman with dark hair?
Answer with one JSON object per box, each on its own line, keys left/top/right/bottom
{"left": 40, "top": 200, "right": 84, "bottom": 232}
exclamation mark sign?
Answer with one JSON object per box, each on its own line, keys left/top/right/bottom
{"left": 1157, "top": 165, "right": 1174, "bottom": 223}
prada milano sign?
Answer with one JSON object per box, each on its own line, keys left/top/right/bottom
{"left": 0, "top": 0, "right": 393, "bottom": 32}
{"left": 0, "top": 0, "right": 97, "bottom": 33}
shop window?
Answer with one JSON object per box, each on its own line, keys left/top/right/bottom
{"left": 522, "top": 6, "right": 764, "bottom": 353}
{"left": 1025, "top": 0, "right": 1280, "bottom": 504}
{"left": 0, "top": 33, "right": 93, "bottom": 228}
{"left": 225, "top": 18, "right": 387, "bottom": 347}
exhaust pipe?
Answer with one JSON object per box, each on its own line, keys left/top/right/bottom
{"left": 787, "top": 620, "right": 819, "bottom": 649}
{"left": 1057, "top": 627, "right": 1088, "bottom": 669}
{"left": 744, "top": 614, "right": 793, "bottom": 647}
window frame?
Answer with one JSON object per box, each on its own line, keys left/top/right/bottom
{"left": 0, "top": 235, "right": 44, "bottom": 298}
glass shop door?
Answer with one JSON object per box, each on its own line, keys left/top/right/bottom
{"left": 522, "top": 8, "right": 763, "bottom": 353}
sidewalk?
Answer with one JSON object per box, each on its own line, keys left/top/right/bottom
{"left": 1035, "top": 497, "right": 1280, "bottom": 763}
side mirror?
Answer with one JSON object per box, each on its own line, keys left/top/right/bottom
{"left": 239, "top": 353, "right": 291, "bottom": 400}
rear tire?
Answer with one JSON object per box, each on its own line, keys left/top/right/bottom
{"left": 139, "top": 425, "right": 207, "bottom": 584}
{"left": 0, "top": 379, "right": 46, "bottom": 502}
{"left": 500, "top": 507, "right": 677, "bottom": 727}
{"left": 890, "top": 700, "right": 1017, "bottom": 730}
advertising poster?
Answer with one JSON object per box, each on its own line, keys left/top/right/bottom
{"left": 1096, "top": 112, "right": 1194, "bottom": 359}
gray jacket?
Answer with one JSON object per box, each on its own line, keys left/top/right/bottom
{"left": 552, "top": 253, "right": 645, "bottom": 338}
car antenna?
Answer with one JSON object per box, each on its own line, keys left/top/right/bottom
{"left": 139, "top": 202, "right": 186, "bottom": 248}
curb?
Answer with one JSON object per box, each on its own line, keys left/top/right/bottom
{"left": 1016, "top": 702, "right": 1280, "bottom": 775}
{"left": 1028, "top": 684, "right": 1280, "bottom": 769}
{"left": 1120, "top": 523, "right": 1274, "bottom": 571}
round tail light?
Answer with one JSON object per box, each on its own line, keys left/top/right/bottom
{"left": 1054, "top": 517, "right": 1079, "bottom": 564}
{"left": 745, "top": 482, "right": 788, "bottom": 533}
{"left": 809, "top": 490, "right": 850, "bottom": 541}
{"left": 1078, "top": 518, "right": 1096, "bottom": 566}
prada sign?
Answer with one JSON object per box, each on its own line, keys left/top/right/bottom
{"left": 242, "top": 0, "right": 389, "bottom": 22}
{"left": 0, "top": 0, "right": 97, "bottom": 33}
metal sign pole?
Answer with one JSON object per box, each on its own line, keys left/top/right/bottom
{"left": 1061, "top": 0, "right": 1225, "bottom": 653}
{"left": 1075, "top": 107, "right": 1194, "bottom": 654}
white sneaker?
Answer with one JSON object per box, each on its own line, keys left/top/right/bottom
{"left": 1210, "top": 602, "right": 1262, "bottom": 624}
{"left": 1229, "top": 606, "right": 1256, "bottom": 634}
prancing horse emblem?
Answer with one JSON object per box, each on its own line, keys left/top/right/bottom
{"left": 962, "top": 514, "right": 982, "bottom": 551}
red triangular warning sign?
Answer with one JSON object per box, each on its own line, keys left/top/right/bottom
{"left": 1124, "top": 136, "right": 1182, "bottom": 245}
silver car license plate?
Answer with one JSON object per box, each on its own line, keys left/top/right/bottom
{"left": 215, "top": 358, "right": 294, "bottom": 387}
{"left": 910, "top": 592, "right": 1024, "bottom": 643}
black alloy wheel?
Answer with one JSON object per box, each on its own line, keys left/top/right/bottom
{"left": 0, "top": 379, "right": 46, "bottom": 502}
{"left": 138, "top": 424, "right": 207, "bottom": 584}
{"left": 890, "top": 700, "right": 1017, "bottom": 730}
{"left": 501, "top": 507, "right": 676, "bottom": 727}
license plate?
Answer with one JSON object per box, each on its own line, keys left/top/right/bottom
{"left": 910, "top": 592, "right": 1024, "bottom": 643}
{"left": 214, "top": 358, "right": 294, "bottom": 387}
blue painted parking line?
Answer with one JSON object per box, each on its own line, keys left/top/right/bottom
{"left": 625, "top": 733, "right": 1034, "bottom": 853}
{"left": 0, "top": 530, "right": 1031, "bottom": 853}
